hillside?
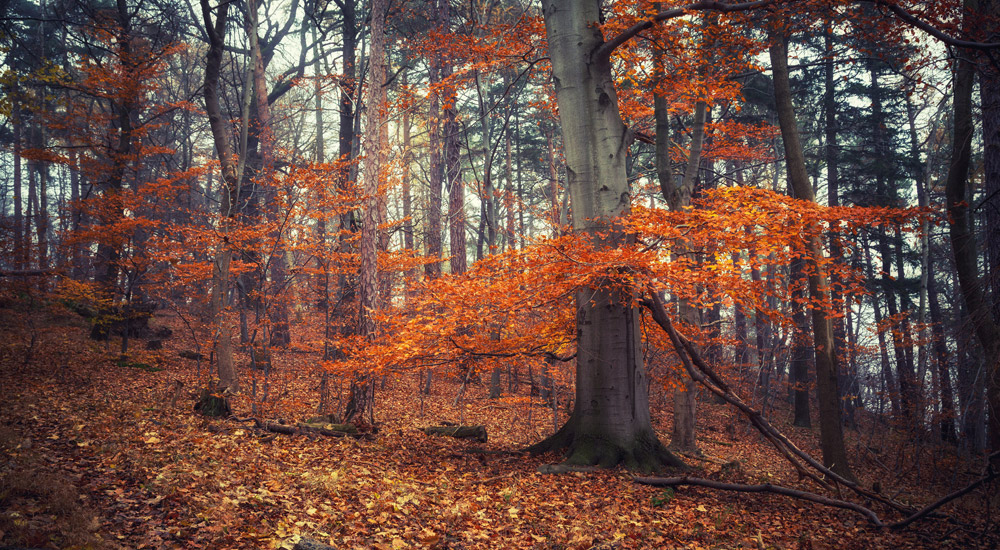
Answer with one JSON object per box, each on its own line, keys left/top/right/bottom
{"left": 1, "top": 298, "right": 996, "bottom": 550}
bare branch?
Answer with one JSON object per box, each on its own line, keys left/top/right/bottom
{"left": 634, "top": 476, "right": 885, "bottom": 527}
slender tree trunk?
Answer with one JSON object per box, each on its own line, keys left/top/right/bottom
{"left": 769, "top": 31, "right": 854, "bottom": 480}
{"left": 33, "top": 122, "right": 48, "bottom": 271}
{"left": 346, "top": 0, "right": 388, "bottom": 425}
{"left": 400, "top": 71, "right": 416, "bottom": 296}
{"left": 945, "top": 26, "right": 1000, "bottom": 450}
{"left": 653, "top": 23, "right": 706, "bottom": 452}
{"left": 864, "top": 241, "right": 901, "bottom": 419}
{"left": 69, "top": 148, "right": 85, "bottom": 279}
{"left": 424, "top": 5, "right": 444, "bottom": 280}
{"left": 201, "top": 0, "right": 239, "bottom": 392}
{"left": 979, "top": 0, "right": 1000, "bottom": 328}
{"left": 825, "top": 25, "right": 854, "bottom": 424}
{"left": 445, "top": 67, "right": 466, "bottom": 275}
{"left": 790, "top": 255, "right": 812, "bottom": 428}
{"left": 246, "top": 0, "right": 291, "bottom": 347}
{"left": 312, "top": 23, "right": 329, "bottom": 312}
{"left": 12, "top": 93, "right": 23, "bottom": 270}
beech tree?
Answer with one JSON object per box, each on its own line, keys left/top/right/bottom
{"left": 527, "top": 0, "right": 685, "bottom": 471}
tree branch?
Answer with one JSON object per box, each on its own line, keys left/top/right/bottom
{"left": 634, "top": 476, "right": 885, "bottom": 528}
{"left": 888, "top": 451, "right": 999, "bottom": 529}
{"left": 596, "top": 0, "right": 778, "bottom": 62}
{"left": 874, "top": 0, "right": 1000, "bottom": 50}
{"left": 597, "top": 0, "right": 1000, "bottom": 66}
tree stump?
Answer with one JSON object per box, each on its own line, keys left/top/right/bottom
{"left": 195, "top": 388, "right": 231, "bottom": 417}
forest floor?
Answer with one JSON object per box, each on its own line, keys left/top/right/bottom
{"left": 1, "top": 297, "right": 998, "bottom": 550}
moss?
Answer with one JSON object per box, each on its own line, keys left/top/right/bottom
{"left": 527, "top": 418, "right": 686, "bottom": 474}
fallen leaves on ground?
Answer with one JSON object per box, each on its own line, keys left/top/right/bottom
{"left": 1, "top": 303, "right": 995, "bottom": 549}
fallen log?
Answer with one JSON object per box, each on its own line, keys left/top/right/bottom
{"left": 422, "top": 425, "right": 487, "bottom": 443}
{"left": 292, "top": 538, "right": 338, "bottom": 550}
{"left": 278, "top": 535, "right": 339, "bottom": 550}
{"left": 255, "top": 419, "right": 370, "bottom": 439}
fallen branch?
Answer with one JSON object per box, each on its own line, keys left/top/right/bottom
{"left": 0, "top": 269, "right": 58, "bottom": 277}
{"left": 254, "top": 419, "right": 370, "bottom": 439}
{"left": 641, "top": 289, "right": 999, "bottom": 530}
{"left": 634, "top": 475, "right": 884, "bottom": 528}
{"left": 644, "top": 290, "right": 912, "bottom": 513}
{"left": 888, "top": 451, "right": 999, "bottom": 529}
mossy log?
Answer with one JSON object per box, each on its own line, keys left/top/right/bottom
{"left": 422, "top": 425, "right": 488, "bottom": 443}
{"left": 254, "top": 419, "right": 369, "bottom": 439}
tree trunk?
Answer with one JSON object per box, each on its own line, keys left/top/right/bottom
{"left": 769, "top": 31, "right": 854, "bottom": 480}
{"left": 789, "top": 255, "right": 812, "bottom": 428}
{"left": 946, "top": 25, "right": 1000, "bottom": 450}
{"left": 12, "top": 91, "right": 24, "bottom": 270}
{"left": 200, "top": 0, "right": 240, "bottom": 392}
{"left": 358, "top": 0, "right": 388, "bottom": 339}
{"left": 347, "top": 0, "right": 388, "bottom": 425}
{"left": 653, "top": 17, "right": 707, "bottom": 452}
{"left": 528, "top": 1, "right": 684, "bottom": 471}
{"left": 246, "top": 0, "right": 291, "bottom": 347}
{"left": 424, "top": 3, "right": 444, "bottom": 280}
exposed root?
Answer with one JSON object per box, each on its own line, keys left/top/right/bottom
{"left": 527, "top": 421, "right": 686, "bottom": 474}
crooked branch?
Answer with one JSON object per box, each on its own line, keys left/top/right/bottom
{"left": 634, "top": 476, "right": 884, "bottom": 527}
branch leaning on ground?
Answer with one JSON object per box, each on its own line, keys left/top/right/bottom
{"left": 642, "top": 289, "right": 913, "bottom": 511}
{"left": 639, "top": 289, "right": 998, "bottom": 528}
{"left": 634, "top": 476, "right": 885, "bottom": 527}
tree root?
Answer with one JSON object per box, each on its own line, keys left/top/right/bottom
{"left": 528, "top": 421, "right": 686, "bottom": 473}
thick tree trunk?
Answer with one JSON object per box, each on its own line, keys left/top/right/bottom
{"left": 335, "top": 0, "right": 359, "bottom": 347}
{"left": 358, "top": 0, "right": 387, "bottom": 339}
{"left": 529, "top": 1, "right": 683, "bottom": 471}
{"left": 769, "top": 32, "right": 854, "bottom": 481}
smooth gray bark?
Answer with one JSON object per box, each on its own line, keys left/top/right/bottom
{"left": 527, "top": 0, "right": 683, "bottom": 471}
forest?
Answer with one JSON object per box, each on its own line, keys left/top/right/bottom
{"left": 1, "top": 0, "right": 999, "bottom": 548}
